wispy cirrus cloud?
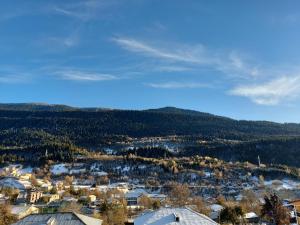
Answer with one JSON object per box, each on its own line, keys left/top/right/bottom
{"left": 113, "top": 37, "right": 300, "bottom": 106}
{"left": 229, "top": 76, "right": 300, "bottom": 105}
{"left": 0, "top": 75, "right": 27, "bottom": 83}
{"left": 112, "top": 37, "right": 260, "bottom": 79}
{"left": 52, "top": 0, "right": 117, "bottom": 21}
{"left": 0, "top": 2, "right": 44, "bottom": 22}
{"left": 55, "top": 70, "right": 117, "bottom": 81}
{"left": 0, "top": 66, "right": 33, "bottom": 83}
{"left": 0, "top": 1, "right": 117, "bottom": 23}
{"left": 53, "top": 6, "right": 91, "bottom": 21}
{"left": 0, "top": 66, "right": 120, "bottom": 84}
{"left": 146, "top": 81, "right": 210, "bottom": 89}
{"left": 112, "top": 37, "right": 210, "bottom": 64}
{"left": 154, "top": 65, "right": 192, "bottom": 72}
{"left": 39, "top": 34, "right": 79, "bottom": 51}
{"left": 39, "top": 1, "right": 119, "bottom": 52}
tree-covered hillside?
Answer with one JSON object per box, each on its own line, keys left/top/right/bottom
{"left": 0, "top": 106, "right": 300, "bottom": 142}
{"left": 0, "top": 104, "right": 300, "bottom": 167}
{"left": 182, "top": 137, "right": 300, "bottom": 167}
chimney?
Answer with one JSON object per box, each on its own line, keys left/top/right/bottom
{"left": 173, "top": 213, "right": 180, "bottom": 222}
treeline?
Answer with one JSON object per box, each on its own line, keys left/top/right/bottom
{"left": 0, "top": 143, "right": 81, "bottom": 165}
{"left": 0, "top": 128, "right": 72, "bottom": 147}
{"left": 182, "top": 137, "right": 300, "bottom": 167}
{"left": 1, "top": 108, "right": 300, "bottom": 146}
{"left": 0, "top": 128, "right": 81, "bottom": 165}
{"left": 1, "top": 105, "right": 300, "bottom": 166}
{"left": 0, "top": 143, "right": 77, "bottom": 165}
{"left": 118, "top": 147, "right": 175, "bottom": 158}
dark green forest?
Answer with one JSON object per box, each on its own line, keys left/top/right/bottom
{"left": 0, "top": 104, "right": 299, "bottom": 167}
{"left": 182, "top": 137, "right": 300, "bottom": 167}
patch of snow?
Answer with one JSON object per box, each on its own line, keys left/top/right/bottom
{"left": 69, "top": 168, "right": 86, "bottom": 174}
{"left": 138, "top": 165, "right": 146, "bottom": 169}
{"left": 264, "top": 179, "right": 300, "bottom": 190}
{"left": 204, "top": 171, "right": 211, "bottom": 178}
{"left": 17, "top": 167, "right": 33, "bottom": 176}
{"left": 210, "top": 204, "right": 224, "bottom": 212}
{"left": 244, "top": 212, "right": 258, "bottom": 219}
{"left": 50, "top": 164, "right": 68, "bottom": 175}
{"left": 122, "top": 166, "right": 131, "bottom": 172}
{"left": 92, "top": 171, "right": 108, "bottom": 176}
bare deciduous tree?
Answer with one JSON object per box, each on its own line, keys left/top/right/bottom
{"left": 261, "top": 193, "right": 290, "bottom": 225}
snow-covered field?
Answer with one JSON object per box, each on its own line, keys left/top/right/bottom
{"left": 50, "top": 164, "right": 68, "bottom": 175}
{"left": 264, "top": 179, "right": 300, "bottom": 190}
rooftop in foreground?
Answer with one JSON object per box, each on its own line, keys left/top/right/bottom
{"left": 12, "top": 212, "right": 102, "bottom": 225}
{"left": 134, "top": 207, "right": 218, "bottom": 225}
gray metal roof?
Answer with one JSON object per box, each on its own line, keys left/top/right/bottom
{"left": 125, "top": 189, "right": 148, "bottom": 198}
{"left": 134, "top": 207, "right": 219, "bottom": 225}
{"left": 12, "top": 212, "right": 102, "bottom": 225}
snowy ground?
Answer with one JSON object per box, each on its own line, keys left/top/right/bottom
{"left": 264, "top": 179, "right": 300, "bottom": 190}
{"left": 17, "top": 167, "right": 33, "bottom": 175}
{"left": 50, "top": 164, "right": 68, "bottom": 175}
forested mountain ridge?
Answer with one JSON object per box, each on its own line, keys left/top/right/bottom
{"left": 0, "top": 103, "right": 76, "bottom": 111}
{"left": 0, "top": 105, "right": 300, "bottom": 139}
{"left": 0, "top": 103, "right": 300, "bottom": 167}
{"left": 0, "top": 103, "right": 112, "bottom": 112}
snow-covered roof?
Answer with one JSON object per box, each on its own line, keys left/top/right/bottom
{"left": 0, "top": 177, "right": 31, "bottom": 190}
{"left": 134, "top": 207, "right": 218, "bottom": 225}
{"left": 125, "top": 189, "right": 148, "bottom": 198}
{"left": 50, "top": 164, "right": 68, "bottom": 175}
{"left": 11, "top": 205, "right": 38, "bottom": 215}
{"left": 109, "top": 182, "right": 129, "bottom": 188}
{"left": 210, "top": 204, "right": 224, "bottom": 212}
{"left": 12, "top": 212, "right": 102, "bottom": 225}
{"left": 75, "top": 213, "right": 103, "bottom": 225}
{"left": 147, "top": 193, "right": 167, "bottom": 199}
{"left": 244, "top": 212, "right": 258, "bottom": 219}
{"left": 91, "top": 171, "right": 108, "bottom": 176}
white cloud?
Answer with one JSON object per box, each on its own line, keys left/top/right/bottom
{"left": 155, "top": 66, "right": 192, "bottom": 72}
{"left": 52, "top": 0, "right": 116, "bottom": 21}
{"left": 35, "top": 25, "right": 83, "bottom": 53}
{"left": 53, "top": 6, "right": 91, "bottom": 21}
{"left": 229, "top": 76, "right": 300, "bottom": 105}
{"left": 146, "top": 81, "right": 210, "bottom": 89}
{"left": 229, "top": 52, "right": 244, "bottom": 69}
{"left": 56, "top": 70, "right": 117, "bottom": 81}
{"left": 220, "top": 52, "right": 260, "bottom": 78}
{"left": 112, "top": 37, "right": 211, "bottom": 65}
{"left": 0, "top": 1, "right": 116, "bottom": 22}
{"left": 0, "top": 66, "right": 32, "bottom": 83}
{"left": 44, "top": 35, "right": 79, "bottom": 49}
{"left": 53, "top": 7, "right": 77, "bottom": 18}
{"left": 0, "top": 75, "right": 26, "bottom": 83}
{"left": 228, "top": 52, "right": 249, "bottom": 74}
{"left": 112, "top": 37, "right": 260, "bottom": 79}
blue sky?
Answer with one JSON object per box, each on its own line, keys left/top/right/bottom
{"left": 1, "top": 0, "right": 300, "bottom": 122}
